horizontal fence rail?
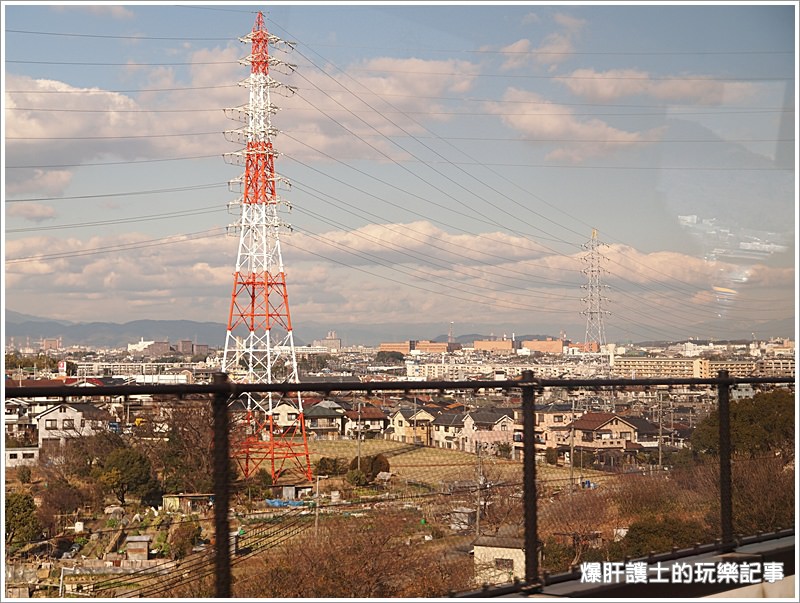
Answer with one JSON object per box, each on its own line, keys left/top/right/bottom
{"left": 5, "top": 374, "right": 793, "bottom": 400}
{"left": 4, "top": 371, "right": 794, "bottom": 598}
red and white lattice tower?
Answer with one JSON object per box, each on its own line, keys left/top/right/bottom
{"left": 222, "top": 12, "right": 312, "bottom": 483}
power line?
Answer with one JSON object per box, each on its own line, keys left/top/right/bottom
{"left": 5, "top": 228, "right": 227, "bottom": 263}
{"left": 343, "top": 67, "right": 795, "bottom": 82}
{"left": 289, "top": 177, "right": 584, "bottom": 279}
{"left": 7, "top": 131, "right": 220, "bottom": 140}
{"left": 7, "top": 29, "right": 792, "bottom": 56}
{"left": 5, "top": 84, "right": 237, "bottom": 94}
{"left": 291, "top": 222, "right": 581, "bottom": 305}
{"left": 281, "top": 238, "right": 579, "bottom": 316}
{"left": 6, "top": 61, "right": 794, "bottom": 83}
{"left": 8, "top": 59, "right": 238, "bottom": 66}
{"left": 5, "top": 28, "right": 236, "bottom": 41}
{"left": 5, "top": 182, "right": 226, "bottom": 203}
{"left": 6, "top": 154, "right": 221, "bottom": 169}
{"left": 5, "top": 206, "right": 223, "bottom": 234}
{"left": 7, "top": 106, "right": 222, "bottom": 114}
{"left": 6, "top": 93, "right": 793, "bottom": 113}
{"left": 276, "top": 24, "right": 794, "bottom": 321}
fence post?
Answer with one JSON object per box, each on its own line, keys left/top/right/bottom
{"left": 521, "top": 370, "right": 539, "bottom": 587}
{"left": 717, "top": 370, "right": 733, "bottom": 549}
{"left": 212, "top": 372, "right": 232, "bottom": 598}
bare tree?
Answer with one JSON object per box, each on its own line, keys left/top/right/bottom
{"left": 539, "top": 488, "right": 612, "bottom": 567}
{"left": 138, "top": 399, "right": 216, "bottom": 494}
{"left": 230, "top": 512, "right": 473, "bottom": 598}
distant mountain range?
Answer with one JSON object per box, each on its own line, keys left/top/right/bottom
{"left": 4, "top": 310, "right": 563, "bottom": 349}
{"left": 5, "top": 311, "right": 229, "bottom": 349}
{"left": 4, "top": 310, "right": 793, "bottom": 350}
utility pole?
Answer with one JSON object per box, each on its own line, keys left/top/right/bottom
{"left": 357, "top": 400, "right": 362, "bottom": 472}
{"left": 413, "top": 396, "right": 418, "bottom": 445}
{"left": 670, "top": 397, "right": 675, "bottom": 447}
{"left": 658, "top": 394, "right": 663, "bottom": 469}
{"left": 569, "top": 398, "right": 575, "bottom": 495}
{"left": 314, "top": 474, "right": 328, "bottom": 535}
{"left": 475, "top": 442, "right": 483, "bottom": 538}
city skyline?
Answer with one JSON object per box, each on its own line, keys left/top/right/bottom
{"left": 3, "top": 2, "right": 797, "bottom": 344}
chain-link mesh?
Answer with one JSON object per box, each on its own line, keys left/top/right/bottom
{"left": 6, "top": 377, "right": 792, "bottom": 597}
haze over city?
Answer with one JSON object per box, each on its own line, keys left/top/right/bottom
{"left": 3, "top": 2, "right": 797, "bottom": 345}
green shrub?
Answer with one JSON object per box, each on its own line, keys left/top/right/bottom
{"left": 17, "top": 466, "right": 32, "bottom": 484}
{"left": 316, "top": 457, "right": 348, "bottom": 476}
{"left": 345, "top": 469, "right": 367, "bottom": 487}
{"left": 349, "top": 454, "right": 390, "bottom": 481}
{"left": 621, "top": 516, "right": 713, "bottom": 559}
{"left": 169, "top": 521, "right": 201, "bottom": 560}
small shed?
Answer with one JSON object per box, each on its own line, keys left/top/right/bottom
{"left": 450, "top": 507, "right": 477, "bottom": 531}
{"left": 473, "top": 536, "right": 525, "bottom": 586}
{"left": 162, "top": 493, "right": 214, "bottom": 514}
{"left": 5, "top": 585, "right": 30, "bottom": 598}
{"left": 125, "top": 535, "right": 152, "bottom": 561}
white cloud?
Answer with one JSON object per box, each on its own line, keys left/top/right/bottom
{"left": 499, "top": 39, "right": 534, "bottom": 71}
{"left": 5, "top": 203, "right": 57, "bottom": 222}
{"left": 485, "top": 88, "right": 663, "bottom": 162}
{"left": 53, "top": 5, "right": 135, "bottom": 19}
{"left": 85, "top": 5, "right": 134, "bottom": 19}
{"left": 4, "top": 75, "right": 163, "bottom": 195}
{"left": 556, "top": 68, "right": 758, "bottom": 104}
{"left": 269, "top": 55, "right": 481, "bottom": 162}
{"left": 285, "top": 221, "right": 552, "bottom": 269}
{"left": 522, "top": 12, "right": 540, "bottom": 25}
{"left": 340, "top": 56, "right": 479, "bottom": 101}
{"left": 5, "top": 169, "right": 73, "bottom": 197}
{"left": 553, "top": 13, "right": 586, "bottom": 34}
{"left": 4, "top": 49, "right": 482, "bottom": 195}
{"left": 4, "top": 222, "right": 570, "bottom": 325}
{"left": 4, "top": 221, "right": 793, "bottom": 332}
{"left": 499, "top": 12, "right": 586, "bottom": 72}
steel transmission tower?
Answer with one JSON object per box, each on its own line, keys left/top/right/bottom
{"left": 222, "top": 12, "right": 312, "bottom": 483}
{"left": 581, "top": 229, "right": 610, "bottom": 353}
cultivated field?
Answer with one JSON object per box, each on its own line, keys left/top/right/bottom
{"left": 308, "top": 439, "right": 603, "bottom": 491}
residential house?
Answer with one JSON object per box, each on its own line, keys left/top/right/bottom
{"left": 342, "top": 405, "right": 389, "bottom": 438}
{"left": 304, "top": 400, "right": 345, "bottom": 439}
{"left": 620, "top": 416, "right": 664, "bottom": 449}
{"left": 511, "top": 403, "right": 583, "bottom": 461}
{"left": 431, "top": 413, "right": 466, "bottom": 450}
{"left": 388, "top": 408, "right": 437, "bottom": 445}
{"left": 37, "top": 402, "right": 114, "bottom": 451}
{"left": 269, "top": 400, "right": 302, "bottom": 433}
{"left": 4, "top": 398, "right": 37, "bottom": 443}
{"left": 463, "top": 409, "right": 515, "bottom": 454}
{"left": 553, "top": 412, "right": 665, "bottom": 469}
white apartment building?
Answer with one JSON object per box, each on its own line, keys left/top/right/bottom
{"left": 611, "top": 357, "right": 710, "bottom": 379}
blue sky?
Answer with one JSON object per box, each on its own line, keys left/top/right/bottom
{"left": 3, "top": 2, "right": 797, "bottom": 345}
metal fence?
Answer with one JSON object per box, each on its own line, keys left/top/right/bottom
{"left": 5, "top": 370, "right": 794, "bottom": 597}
